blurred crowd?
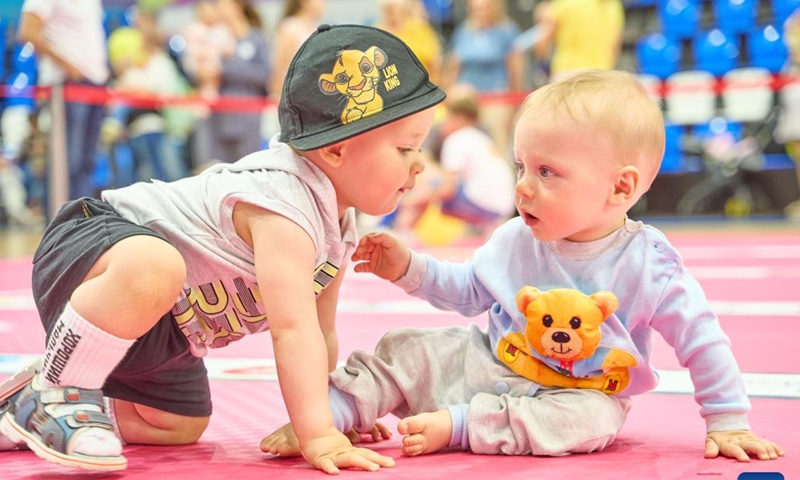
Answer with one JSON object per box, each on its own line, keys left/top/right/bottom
{"left": 0, "top": 0, "right": 799, "bottom": 239}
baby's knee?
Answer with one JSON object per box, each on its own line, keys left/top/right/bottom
{"left": 134, "top": 415, "right": 209, "bottom": 445}
{"left": 122, "top": 245, "right": 186, "bottom": 311}
{"left": 119, "top": 401, "right": 210, "bottom": 445}
{"left": 551, "top": 391, "right": 629, "bottom": 453}
{"left": 168, "top": 416, "right": 210, "bottom": 444}
{"left": 98, "top": 236, "right": 186, "bottom": 312}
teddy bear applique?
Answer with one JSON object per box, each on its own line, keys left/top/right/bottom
{"left": 497, "top": 286, "right": 638, "bottom": 395}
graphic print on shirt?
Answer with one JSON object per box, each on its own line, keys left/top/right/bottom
{"left": 173, "top": 262, "right": 340, "bottom": 350}
{"left": 318, "top": 46, "right": 400, "bottom": 124}
{"left": 499, "top": 287, "right": 638, "bottom": 395}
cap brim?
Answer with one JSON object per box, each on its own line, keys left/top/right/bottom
{"left": 289, "top": 87, "right": 446, "bottom": 151}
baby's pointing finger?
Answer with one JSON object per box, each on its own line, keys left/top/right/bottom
{"left": 363, "top": 232, "right": 392, "bottom": 246}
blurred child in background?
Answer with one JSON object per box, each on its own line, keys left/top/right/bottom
{"left": 436, "top": 83, "right": 516, "bottom": 236}
{"left": 182, "top": 0, "right": 236, "bottom": 102}
{"left": 102, "top": 27, "right": 188, "bottom": 183}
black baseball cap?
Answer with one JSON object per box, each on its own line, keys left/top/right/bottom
{"left": 278, "top": 24, "right": 446, "bottom": 151}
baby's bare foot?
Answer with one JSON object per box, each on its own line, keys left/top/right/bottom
{"left": 260, "top": 422, "right": 301, "bottom": 457}
{"left": 397, "top": 409, "right": 452, "bottom": 456}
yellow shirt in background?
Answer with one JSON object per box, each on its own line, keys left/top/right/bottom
{"left": 550, "top": 0, "right": 625, "bottom": 76}
{"left": 377, "top": 19, "right": 442, "bottom": 77}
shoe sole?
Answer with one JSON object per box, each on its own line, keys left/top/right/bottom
{"left": 0, "top": 413, "right": 127, "bottom": 471}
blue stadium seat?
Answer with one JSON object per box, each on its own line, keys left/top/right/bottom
{"left": 747, "top": 25, "right": 788, "bottom": 73}
{"left": 714, "top": 0, "right": 757, "bottom": 34}
{"left": 121, "top": 7, "right": 135, "bottom": 28}
{"left": 12, "top": 42, "right": 38, "bottom": 79}
{"left": 0, "top": 17, "right": 7, "bottom": 82}
{"left": 636, "top": 34, "right": 682, "bottom": 79}
{"left": 423, "top": 0, "right": 453, "bottom": 23}
{"left": 103, "top": 11, "right": 116, "bottom": 38}
{"left": 5, "top": 70, "right": 36, "bottom": 109}
{"left": 692, "top": 117, "right": 744, "bottom": 141}
{"left": 661, "top": 124, "right": 685, "bottom": 173}
{"left": 659, "top": 0, "right": 701, "bottom": 39}
{"left": 103, "top": 7, "right": 133, "bottom": 38}
{"left": 694, "top": 29, "right": 740, "bottom": 76}
{"left": 773, "top": 0, "right": 800, "bottom": 24}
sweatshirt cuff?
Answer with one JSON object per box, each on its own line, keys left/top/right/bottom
{"left": 329, "top": 386, "right": 359, "bottom": 433}
{"left": 447, "top": 404, "right": 470, "bottom": 451}
{"left": 704, "top": 412, "right": 750, "bottom": 433}
{"left": 392, "top": 251, "right": 427, "bottom": 292}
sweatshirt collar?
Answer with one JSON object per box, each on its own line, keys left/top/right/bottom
{"left": 545, "top": 218, "right": 642, "bottom": 261}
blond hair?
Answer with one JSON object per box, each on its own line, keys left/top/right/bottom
{"left": 518, "top": 70, "right": 665, "bottom": 182}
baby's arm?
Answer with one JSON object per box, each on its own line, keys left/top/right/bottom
{"left": 246, "top": 207, "right": 394, "bottom": 474}
{"left": 316, "top": 272, "right": 393, "bottom": 445}
{"left": 651, "top": 267, "right": 784, "bottom": 462}
{"left": 316, "top": 271, "right": 344, "bottom": 372}
{"left": 260, "top": 272, "right": 391, "bottom": 457}
{"left": 353, "top": 232, "right": 495, "bottom": 316}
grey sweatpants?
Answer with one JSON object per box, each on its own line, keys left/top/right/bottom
{"left": 330, "top": 324, "right": 632, "bottom": 456}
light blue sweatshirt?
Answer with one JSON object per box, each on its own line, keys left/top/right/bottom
{"left": 395, "top": 217, "right": 750, "bottom": 433}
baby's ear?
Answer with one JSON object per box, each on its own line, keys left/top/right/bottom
{"left": 610, "top": 165, "right": 640, "bottom": 205}
{"left": 515, "top": 286, "right": 542, "bottom": 315}
{"left": 590, "top": 291, "right": 619, "bottom": 319}
{"left": 317, "top": 141, "right": 346, "bottom": 167}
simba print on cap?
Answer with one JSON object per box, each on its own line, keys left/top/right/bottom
{"left": 318, "top": 46, "right": 402, "bottom": 125}
{"left": 278, "top": 24, "right": 445, "bottom": 150}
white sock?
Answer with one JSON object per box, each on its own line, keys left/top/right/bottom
{"left": 40, "top": 302, "right": 136, "bottom": 389}
{"left": 104, "top": 396, "right": 126, "bottom": 445}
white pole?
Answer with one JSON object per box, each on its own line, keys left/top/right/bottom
{"left": 48, "top": 84, "right": 68, "bottom": 220}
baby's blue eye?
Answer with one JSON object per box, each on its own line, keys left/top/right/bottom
{"left": 539, "top": 167, "right": 553, "bottom": 178}
{"left": 515, "top": 163, "right": 525, "bottom": 175}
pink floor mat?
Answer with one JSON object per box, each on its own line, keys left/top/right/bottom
{"left": 0, "top": 231, "right": 797, "bottom": 479}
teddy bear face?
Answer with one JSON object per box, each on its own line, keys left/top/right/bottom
{"left": 517, "top": 287, "right": 619, "bottom": 362}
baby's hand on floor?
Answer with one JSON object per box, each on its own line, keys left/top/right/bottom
{"left": 302, "top": 428, "right": 395, "bottom": 475}
{"left": 705, "top": 430, "right": 784, "bottom": 462}
{"left": 261, "top": 421, "right": 392, "bottom": 459}
{"left": 260, "top": 422, "right": 301, "bottom": 457}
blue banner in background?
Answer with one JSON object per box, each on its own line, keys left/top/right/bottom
{"left": 738, "top": 473, "right": 784, "bottom": 480}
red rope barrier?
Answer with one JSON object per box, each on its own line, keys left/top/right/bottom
{"left": 0, "top": 72, "right": 798, "bottom": 111}
{"left": 0, "top": 84, "right": 275, "bottom": 113}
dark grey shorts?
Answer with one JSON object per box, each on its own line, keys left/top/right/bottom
{"left": 31, "top": 197, "right": 212, "bottom": 417}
